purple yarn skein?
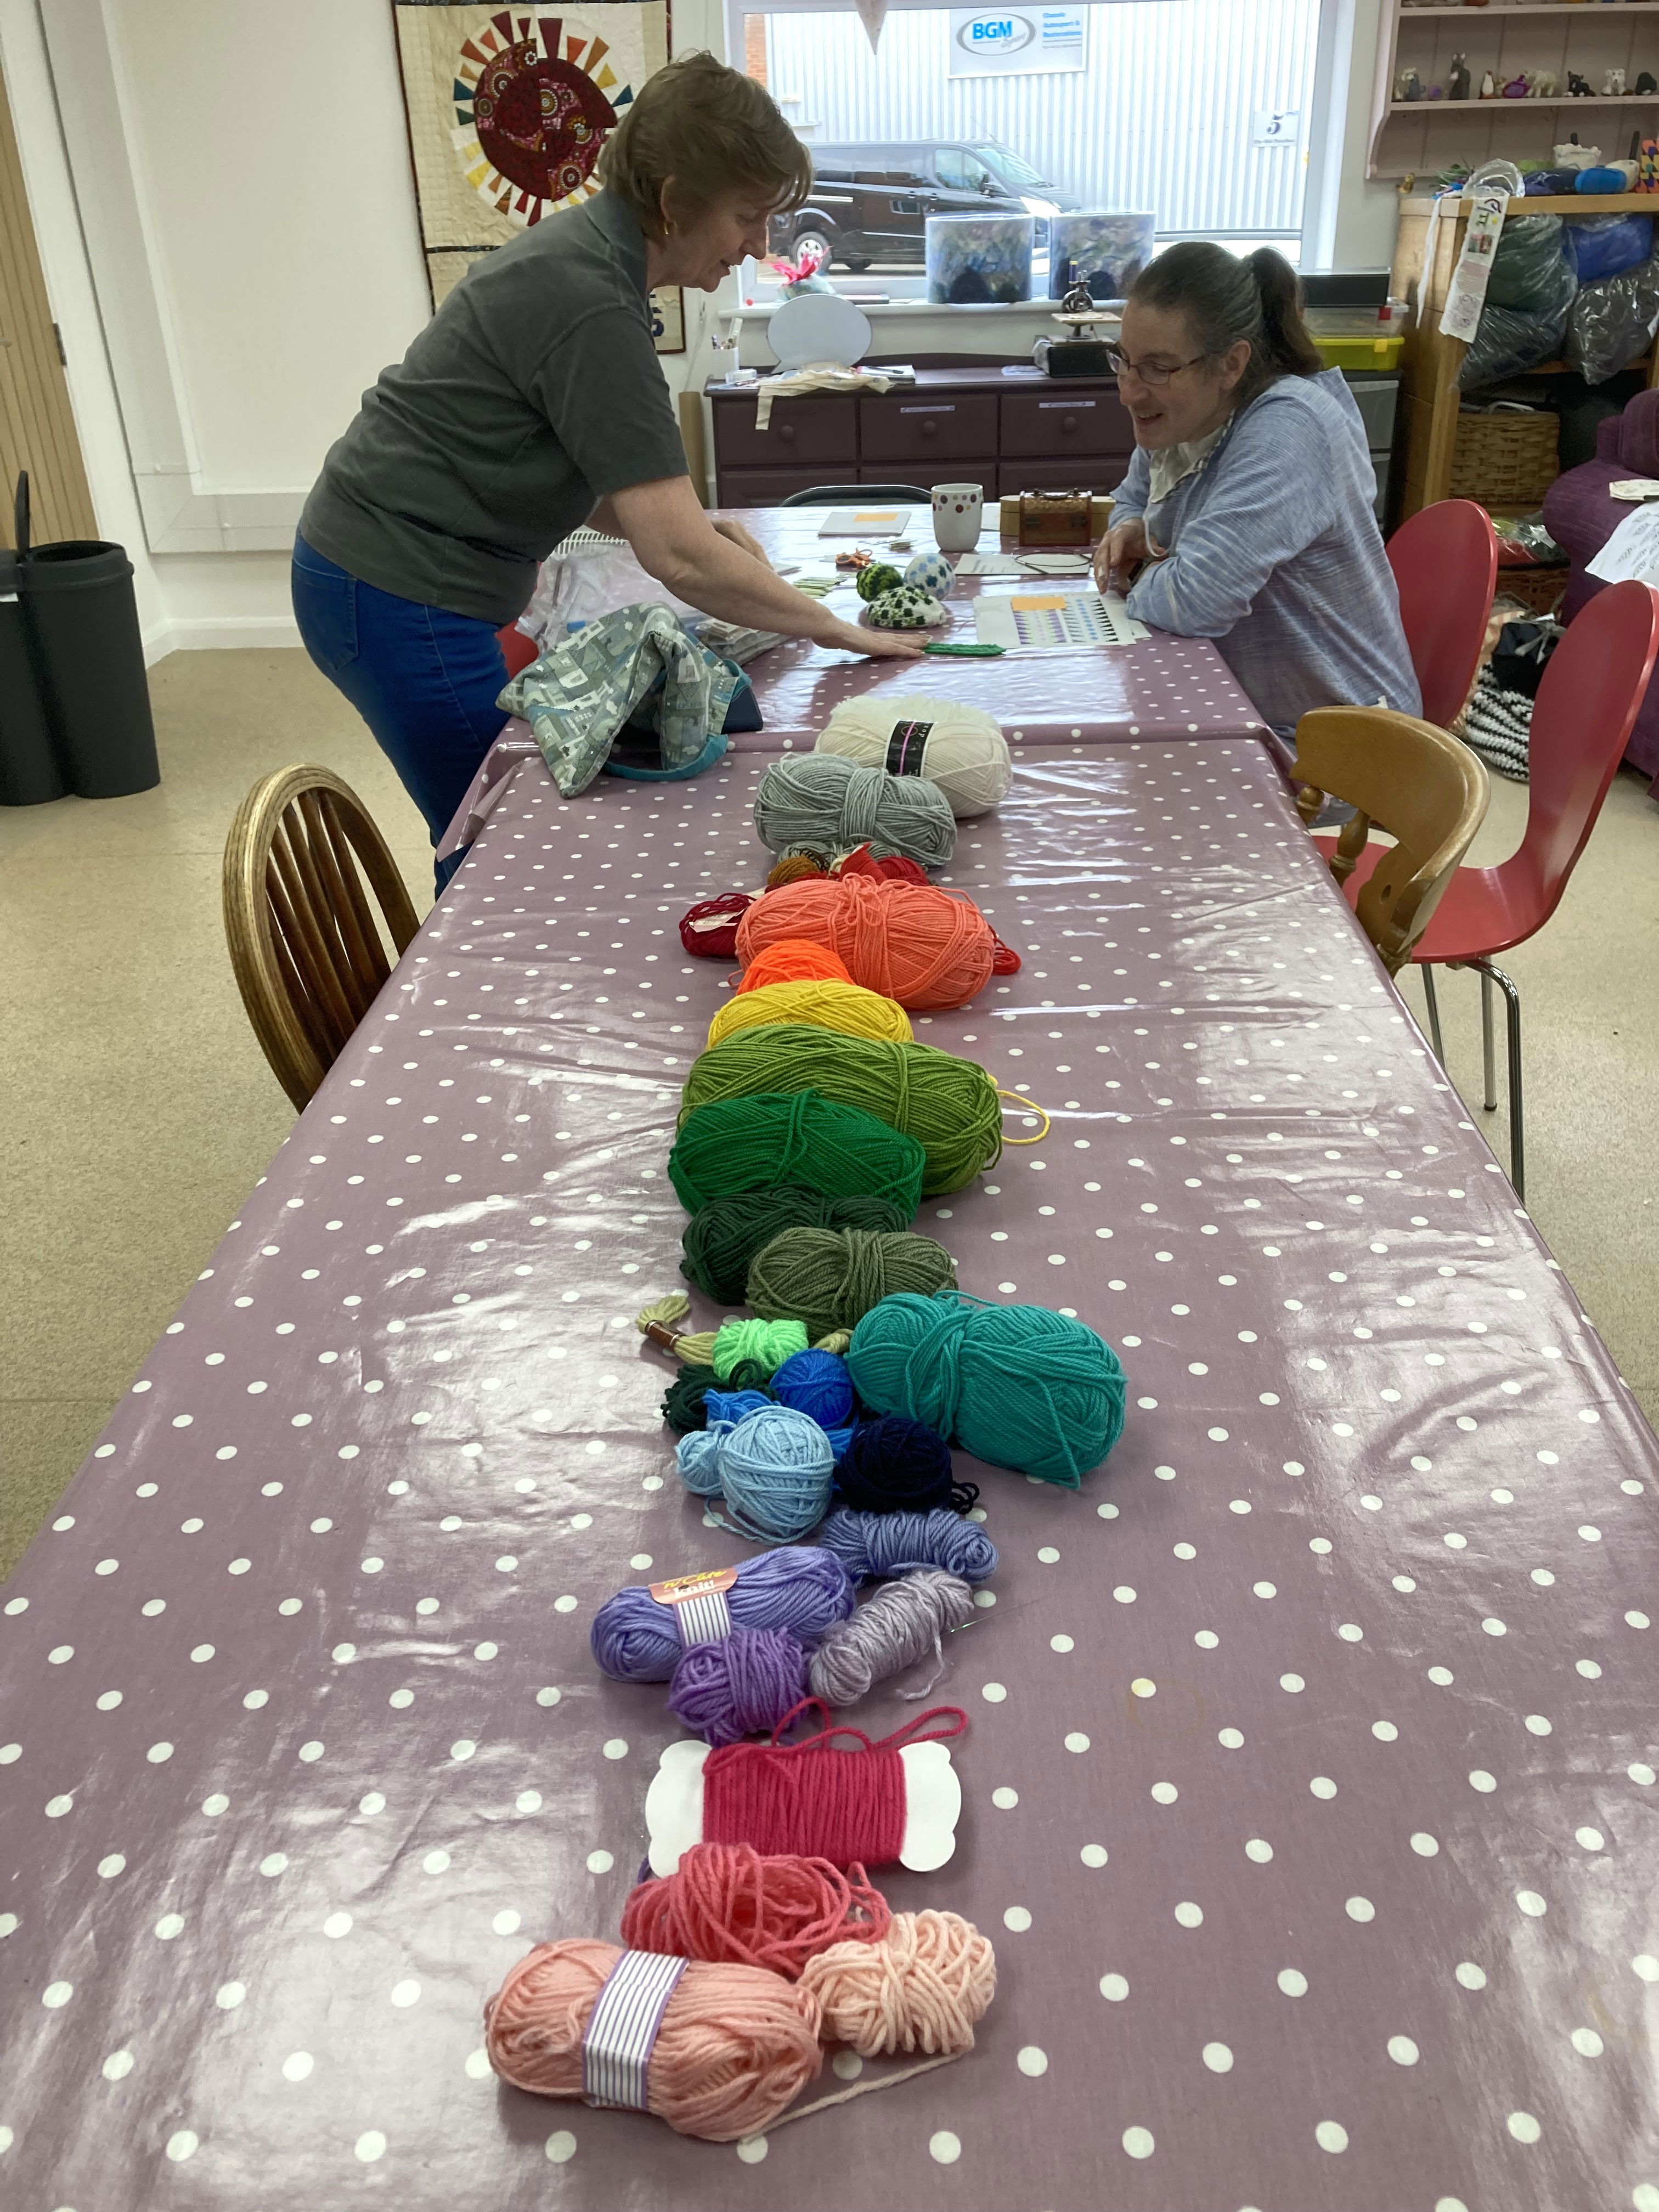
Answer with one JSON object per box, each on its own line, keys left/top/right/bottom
{"left": 819, "top": 1506, "right": 999, "bottom": 1584}
{"left": 667, "top": 1624, "right": 810, "bottom": 1746}
{"left": 589, "top": 1546, "right": 856, "bottom": 1681}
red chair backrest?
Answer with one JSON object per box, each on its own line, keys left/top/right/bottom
{"left": 1385, "top": 500, "right": 1498, "bottom": 728}
{"left": 497, "top": 622, "right": 539, "bottom": 679}
{"left": 1520, "top": 577, "right": 1659, "bottom": 919}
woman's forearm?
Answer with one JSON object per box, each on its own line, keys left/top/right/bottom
{"left": 610, "top": 476, "right": 864, "bottom": 648}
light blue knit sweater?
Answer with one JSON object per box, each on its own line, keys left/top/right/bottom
{"left": 1113, "top": 368, "right": 1420, "bottom": 737}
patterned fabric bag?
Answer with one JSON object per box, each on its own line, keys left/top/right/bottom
{"left": 501, "top": 602, "right": 742, "bottom": 797}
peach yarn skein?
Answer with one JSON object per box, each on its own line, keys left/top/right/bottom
{"left": 736, "top": 877, "right": 996, "bottom": 1012}
{"left": 800, "top": 1909, "right": 996, "bottom": 2058}
{"left": 483, "top": 1936, "right": 823, "bottom": 2142}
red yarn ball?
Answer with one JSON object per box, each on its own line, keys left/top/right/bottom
{"left": 681, "top": 892, "right": 753, "bottom": 958}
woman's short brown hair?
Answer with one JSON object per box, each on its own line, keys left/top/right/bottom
{"left": 599, "top": 52, "right": 812, "bottom": 236}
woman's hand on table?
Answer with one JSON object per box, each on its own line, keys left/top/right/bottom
{"left": 1094, "top": 515, "right": 1159, "bottom": 595}
{"left": 710, "top": 516, "right": 772, "bottom": 567}
{"left": 825, "top": 620, "right": 927, "bottom": 659}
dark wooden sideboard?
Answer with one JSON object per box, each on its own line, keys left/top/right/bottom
{"left": 707, "top": 364, "right": 1136, "bottom": 507}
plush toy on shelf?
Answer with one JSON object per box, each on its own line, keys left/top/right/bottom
{"left": 1502, "top": 74, "right": 1528, "bottom": 101}
{"left": 1480, "top": 71, "right": 1497, "bottom": 102}
{"left": 1638, "top": 72, "right": 1659, "bottom": 99}
{"left": 1528, "top": 72, "right": 1556, "bottom": 103}
{"left": 1568, "top": 71, "right": 1593, "bottom": 100}
{"left": 1395, "top": 66, "right": 1423, "bottom": 103}
{"left": 1448, "top": 54, "right": 1470, "bottom": 103}
{"left": 1605, "top": 70, "right": 1629, "bottom": 101}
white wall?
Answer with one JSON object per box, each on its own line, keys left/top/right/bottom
{"left": 1331, "top": 0, "right": 1400, "bottom": 270}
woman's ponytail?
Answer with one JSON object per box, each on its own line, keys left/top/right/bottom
{"left": 1128, "top": 241, "right": 1323, "bottom": 409}
{"left": 1245, "top": 247, "right": 1324, "bottom": 384}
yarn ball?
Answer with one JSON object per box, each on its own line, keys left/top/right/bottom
{"left": 835, "top": 1414, "right": 975, "bottom": 1516}
{"left": 591, "top": 1547, "right": 856, "bottom": 1681}
{"left": 623, "top": 1844, "right": 890, "bottom": 1984}
{"left": 819, "top": 1506, "right": 1000, "bottom": 1584}
{"left": 707, "top": 978, "right": 912, "bottom": 1052}
{"left": 677, "top": 1405, "right": 837, "bottom": 1543}
{"left": 818, "top": 693, "right": 1011, "bottom": 819}
{"left": 854, "top": 561, "right": 903, "bottom": 603}
{"left": 483, "top": 1937, "right": 822, "bottom": 2142}
{"left": 669, "top": 1093, "right": 926, "bottom": 1219}
{"left": 680, "top": 891, "right": 753, "bottom": 957}
{"left": 708, "top": 1316, "right": 809, "bottom": 1383}
{"left": 848, "top": 1290, "right": 1127, "bottom": 1488}
{"left": 903, "top": 551, "right": 955, "bottom": 599}
{"left": 703, "top": 1386, "right": 775, "bottom": 1427}
{"left": 746, "top": 1224, "right": 958, "bottom": 1339}
{"left": 765, "top": 853, "right": 825, "bottom": 889}
{"left": 734, "top": 940, "right": 854, "bottom": 993}
{"left": 865, "top": 585, "right": 948, "bottom": 630}
{"left": 754, "top": 753, "right": 956, "bottom": 871}
{"left": 800, "top": 1910, "right": 995, "bottom": 2058}
{"left": 681, "top": 1187, "right": 908, "bottom": 1305}
{"left": 681, "top": 1026, "right": 1001, "bottom": 1198}
{"left": 735, "top": 875, "right": 997, "bottom": 1012}
{"left": 662, "top": 1362, "right": 723, "bottom": 1433}
{"left": 770, "top": 1346, "right": 856, "bottom": 1430}
{"left": 667, "top": 1625, "right": 810, "bottom": 1746}
{"left": 808, "top": 1569, "right": 977, "bottom": 1707}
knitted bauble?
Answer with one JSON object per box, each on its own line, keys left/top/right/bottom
{"left": 903, "top": 551, "right": 955, "bottom": 597}
{"left": 855, "top": 562, "right": 903, "bottom": 603}
{"left": 864, "top": 586, "right": 948, "bottom": 631}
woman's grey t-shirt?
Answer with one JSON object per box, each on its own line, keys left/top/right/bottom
{"left": 299, "top": 189, "right": 687, "bottom": 626}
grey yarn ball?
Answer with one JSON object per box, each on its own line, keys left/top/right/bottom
{"left": 753, "top": 753, "right": 957, "bottom": 870}
{"left": 807, "top": 1568, "right": 977, "bottom": 1705}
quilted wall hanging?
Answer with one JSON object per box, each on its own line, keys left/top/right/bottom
{"left": 392, "top": 3, "right": 682, "bottom": 349}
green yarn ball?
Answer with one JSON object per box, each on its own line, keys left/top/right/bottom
{"left": 746, "top": 1226, "right": 958, "bottom": 1340}
{"left": 681, "top": 1186, "right": 909, "bottom": 1305}
{"left": 864, "top": 585, "right": 946, "bottom": 631}
{"left": 710, "top": 1316, "right": 809, "bottom": 1381}
{"left": 668, "top": 1091, "right": 926, "bottom": 1218}
{"left": 679, "top": 1025, "right": 1001, "bottom": 1197}
{"left": 662, "top": 1363, "right": 720, "bottom": 1432}
{"left": 847, "top": 1289, "right": 1128, "bottom": 1488}
{"left": 855, "top": 561, "right": 903, "bottom": 603}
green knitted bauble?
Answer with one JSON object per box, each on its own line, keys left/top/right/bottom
{"left": 855, "top": 562, "right": 903, "bottom": 603}
{"left": 865, "top": 586, "right": 948, "bottom": 631}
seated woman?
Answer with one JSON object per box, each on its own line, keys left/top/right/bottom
{"left": 1094, "top": 244, "right": 1419, "bottom": 737}
{"left": 295, "top": 53, "right": 920, "bottom": 879}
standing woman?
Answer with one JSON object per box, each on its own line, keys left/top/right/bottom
{"left": 295, "top": 53, "right": 919, "bottom": 875}
{"left": 1094, "top": 244, "right": 1419, "bottom": 737}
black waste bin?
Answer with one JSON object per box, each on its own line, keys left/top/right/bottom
{"left": 0, "top": 541, "right": 66, "bottom": 805}
{"left": 1, "top": 472, "right": 159, "bottom": 804}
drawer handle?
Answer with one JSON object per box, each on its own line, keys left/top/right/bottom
{"left": 779, "top": 422, "right": 795, "bottom": 441}
{"left": 1039, "top": 399, "right": 1096, "bottom": 409}
{"left": 921, "top": 419, "right": 938, "bottom": 435}
{"left": 900, "top": 405, "right": 957, "bottom": 415}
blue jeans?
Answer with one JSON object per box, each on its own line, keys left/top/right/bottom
{"left": 291, "top": 534, "right": 510, "bottom": 888}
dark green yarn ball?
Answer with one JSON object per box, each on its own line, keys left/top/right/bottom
{"left": 681, "top": 1185, "right": 909, "bottom": 1305}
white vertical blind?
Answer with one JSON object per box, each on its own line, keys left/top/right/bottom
{"left": 762, "top": 0, "right": 1322, "bottom": 240}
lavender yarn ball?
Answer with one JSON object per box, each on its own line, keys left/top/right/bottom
{"left": 589, "top": 1547, "right": 856, "bottom": 1681}
{"left": 819, "top": 1506, "right": 998, "bottom": 1584}
{"left": 808, "top": 1569, "right": 975, "bottom": 1706}
{"left": 667, "top": 1625, "right": 810, "bottom": 1745}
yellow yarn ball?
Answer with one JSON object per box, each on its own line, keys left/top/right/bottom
{"left": 706, "top": 978, "right": 913, "bottom": 1051}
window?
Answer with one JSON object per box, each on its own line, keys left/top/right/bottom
{"left": 736, "top": 0, "right": 1337, "bottom": 289}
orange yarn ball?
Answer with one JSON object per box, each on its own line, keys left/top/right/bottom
{"left": 766, "top": 853, "right": 826, "bottom": 889}
{"left": 735, "top": 939, "right": 855, "bottom": 993}
{"left": 736, "top": 877, "right": 997, "bottom": 1012}
{"left": 483, "top": 1937, "right": 823, "bottom": 2142}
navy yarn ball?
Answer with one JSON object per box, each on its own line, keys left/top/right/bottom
{"left": 835, "top": 1412, "right": 977, "bottom": 1514}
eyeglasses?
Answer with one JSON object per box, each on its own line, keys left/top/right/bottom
{"left": 1105, "top": 346, "right": 1208, "bottom": 388}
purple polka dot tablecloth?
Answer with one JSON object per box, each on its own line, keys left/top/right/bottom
{"left": 3, "top": 738, "right": 1657, "bottom": 2212}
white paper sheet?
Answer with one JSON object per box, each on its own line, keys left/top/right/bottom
{"left": 957, "top": 551, "right": 1093, "bottom": 577}
{"left": 1585, "top": 502, "right": 1659, "bottom": 584}
{"left": 816, "top": 506, "right": 914, "bottom": 537}
{"left": 974, "top": 588, "right": 1147, "bottom": 652}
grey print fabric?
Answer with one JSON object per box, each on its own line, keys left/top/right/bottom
{"left": 499, "top": 603, "right": 742, "bottom": 797}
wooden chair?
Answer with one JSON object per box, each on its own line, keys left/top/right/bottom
{"left": 1291, "top": 707, "right": 1489, "bottom": 976}
{"left": 223, "top": 765, "right": 420, "bottom": 1110}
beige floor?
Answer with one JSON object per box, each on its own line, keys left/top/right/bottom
{"left": 3, "top": 651, "right": 1657, "bottom": 1578}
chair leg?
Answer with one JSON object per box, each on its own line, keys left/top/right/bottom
{"left": 1480, "top": 967, "right": 1498, "bottom": 1113}
{"left": 1420, "top": 963, "right": 1445, "bottom": 1063}
{"left": 1472, "top": 960, "right": 1525, "bottom": 1203}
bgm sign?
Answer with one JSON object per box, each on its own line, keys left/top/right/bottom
{"left": 948, "top": 7, "right": 1086, "bottom": 77}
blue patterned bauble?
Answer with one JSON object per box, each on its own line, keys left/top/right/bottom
{"left": 904, "top": 551, "right": 955, "bottom": 599}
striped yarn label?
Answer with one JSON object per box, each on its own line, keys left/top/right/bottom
{"left": 673, "top": 1585, "right": 733, "bottom": 1647}
{"left": 885, "top": 721, "right": 934, "bottom": 776}
{"left": 582, "top": 1950, "right": 689, "bottom": 2109}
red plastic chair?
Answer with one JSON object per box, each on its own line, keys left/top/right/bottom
{"left": 1327, "top": 577, "right": 1659, "bottom": 1199}
{"left": 1385, "top": 499, "right": 1499, "bottom": 728}
{"left": 497, "top": 622, "right": 538, "bottom": 679}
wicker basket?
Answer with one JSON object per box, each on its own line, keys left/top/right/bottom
{"left": 1494, "top": 565, "right": 1567, "bottom": 617}
{"left": 1449, "top": 409, "right": 1560, "bottom": 507}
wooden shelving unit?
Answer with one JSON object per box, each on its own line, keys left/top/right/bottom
{"left": 1390, "top": 192, "right": 1659, "bottom": 519}
{"left": 1370, "top": 0, "right": 1659, "bottom": 177}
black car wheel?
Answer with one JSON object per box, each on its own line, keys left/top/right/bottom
{"left": 792, "top": 228, "right": 836, "bottom": 271}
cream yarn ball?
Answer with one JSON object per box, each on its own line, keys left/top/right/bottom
{"left": 816, "top": 693, "right": 1012, "bottom": 819}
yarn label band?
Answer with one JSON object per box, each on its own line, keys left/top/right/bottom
{"left": 885, "top": 721, "right": 934, "bottom": 776}
{"left": 650, "top": 1566, "right": 737, "bottom": 1647}
{"left": 581, "top": 1949, "right": 689, "bottom": 2110}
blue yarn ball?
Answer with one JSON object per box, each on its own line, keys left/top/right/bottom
{"left": 771, "top": 1347, "right": 855, "bottom": 1429}
{"left": 703, "top": 1386, "right": 774, "bottom": 1426}
{"left": 676, "top": 1405, "right": 836, "bottom": 1544}
{"left": 904, "top": 550, "right": 955, "bottom": 598}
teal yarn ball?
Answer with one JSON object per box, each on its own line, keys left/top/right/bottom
{"left": 846, "top": 1290, "right": 1127, "bottom": 1488}
{"left": 676, "top": 1404, "right": 836, "bottom": 1544}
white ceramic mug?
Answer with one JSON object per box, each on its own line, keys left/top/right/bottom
{"left": 932, "top": 482, "right": 984, "bottom": 553}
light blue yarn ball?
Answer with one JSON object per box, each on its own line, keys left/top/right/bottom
{"left": 904, "top": 551, "right": 955, "bottom": 598}
{"left": 676, "top": 1404, "right": 835, "bottom": 1544}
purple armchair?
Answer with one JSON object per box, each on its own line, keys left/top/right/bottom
{"left": 1543, "top": 390, "right": 1659, "bottom": 787}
